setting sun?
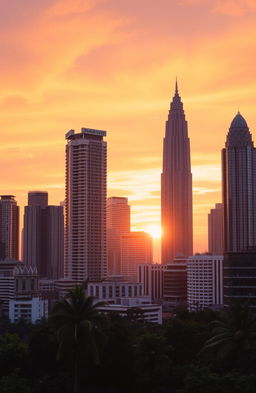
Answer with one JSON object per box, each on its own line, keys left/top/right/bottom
{"left": 145, "top": 224, "right": 162, "bottom": 239}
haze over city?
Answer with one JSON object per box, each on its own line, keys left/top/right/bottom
{"left": 1, "top": 0, "right": 256, "bottom": 260}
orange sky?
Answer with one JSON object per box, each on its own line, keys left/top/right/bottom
{"left": 1, "top": 0, "right": 256, "bottom": 262}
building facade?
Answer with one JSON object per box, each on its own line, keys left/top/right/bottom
{"left": 161, "top": 81, "right": 193, "bottom": 264}
{"left": 65, "top": 128, "right": 107, "bottom": 283}
{"left": 0, "top": 261, "right": 48, "bottom": 322}
{"left": 9, "top": 297, "right": 48, "bottom": 323}
{"left": 0, "top": 260, "right": 17, "bottom": 315}
{"left": 88, "top": 275, "right": 144, "bottom": 300}
{"left": 88, "top": 275, "right": 162, "bottom": 324}
{"left": 97, "top": 302, "right": 162, "bottom": 324}
{"left": 137, "top": 263, "right": 165, "bottom": 302}
{"left": 222, "top": 113, "right": 256, "bottom": 305}
{"left": 120, "top": 231, "right": 152, "bottom": 282}
{"left": 0, "top": 196, "right": 19, "bottom": 260}
{"left": 222, "top": 112, "right": 256, "bottom": 253}
{"left": 107, "top": 197, "right": 130, "bottom": 233}
{"left": 163, "top": 257, "right": 187, "bottom": 308}
{"left": 208, "top": 203, "right": 223, "bottom": 255}
{"left": 223, "top": 251, "right": 256, "bottom": 308}
{"left": 23, "top": 191, "right": 64, "bottom": 280}
{"left": 187, "top": 254, "right": 223, "bottom": 311}
{"left": 107, "top": 197, "right": 130, "bottom": 275}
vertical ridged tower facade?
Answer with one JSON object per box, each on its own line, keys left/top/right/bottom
{"left": 222, "top": 113, "right": 256, "bottom": 307}
{"left": 161, "top": 82, "right": 193, "bottom": 264}
{"left": 222, "top": 112, "right": 256, "bottom": 252}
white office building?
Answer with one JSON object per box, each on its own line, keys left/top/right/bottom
{"left": 88, "top": 275, "right": 143, "bottom": 300}
{"left": 187, "top": 254, "right": 223, "bottom": 311}
{"left": 9, "top": 297, "right": 48, "bottom": 323}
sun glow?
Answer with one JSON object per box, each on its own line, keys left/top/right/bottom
{"left": 145, "top": 224, "right": 162, "bottom": 239}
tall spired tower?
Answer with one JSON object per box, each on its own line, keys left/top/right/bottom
{"left": 222, "top": 112, "right": 256, "bottom": 252}
{"left": 161, "top": 81, "right": 193, "bottom": 264}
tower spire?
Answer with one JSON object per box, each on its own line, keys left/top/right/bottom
{"left": 175, "top": 77, "right": 179, "bottom": 95}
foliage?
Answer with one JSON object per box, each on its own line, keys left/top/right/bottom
{"left": 203, "top": 303, "right": 256, "bottom": 365}
{"left": 50, "top": 286, "right": 107, "bottom": 392}
{"left": 180, "top": 366, "right": 256, "bottom": 393}
{"left": 0, "top": 369, "right": 31, "bottom": 393}
{"left": 0, "top": 304, "right": 255, "bottom": 392}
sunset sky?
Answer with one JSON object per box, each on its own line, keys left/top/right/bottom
{"left": 1, "top": 0, "right": 256, "bottom": 261}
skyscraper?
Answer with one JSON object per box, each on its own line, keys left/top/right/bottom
{"left": 222, "top": 112, "right": 256, "bottom": 252}
{"left": 0, "top": 195, "right": 19, "bottom": 260}
{"left": 107, "top": 197, "right": 130, "bottom": 275}
{"left": 23, "top": 191, "right": 64, "bottom": 279}
{"left": 65, "top": 128, "right": 107, "bottom": 283}
{"left": 120, "top": 231, "right": 152, "bottom": 282}
{"left": 107, "top": 197, "right": 130, "bottom": 233}
{"left": 208, "top": 203, "right": 223, "bottom": 255}
{"left": 222, "top": 113, "right": 256, "bottom": 306}
{"left": 161, "top": 81, "right": 193, "bottom": 264}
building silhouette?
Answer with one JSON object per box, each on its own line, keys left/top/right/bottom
{"left": 107, "top": 197, "right": 130, "bottom": 275}
{"left": 163, "top": 256, "right": 187, "bottom": 308}
{"left": 23, "top": 191, "right": 64, "bottom": 279}
{"left": 120, "top": 231, "right": 152, "bottom": 282}
{"left": 222, "top": 112, "right": 256, "bottom": 252}
{"left": 107, "top": 197, "right": 130, "bottom": 232}
{"left": 0, "top": 195, "right": 19, "bottom": 260}
{"left": 222, "top": 113, "right": 256, "bottom": 306}
{"left": 208, "top": 203, "right": 223, "bottom": 255}
{"left": 161, "top": 81, "right": 193, "bottom": 264}
{"left": 65, "top": 128, "right": 107, "bottom": 283}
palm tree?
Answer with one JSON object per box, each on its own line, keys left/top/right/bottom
{"left": 50, "top": 286, "right": 106, "bottom": 393}
{"left": 203, "top": 302, "right": 256, "bottom": 359}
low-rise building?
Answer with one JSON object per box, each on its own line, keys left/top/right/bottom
{"left": 97, "top": 299, "right": 162, "bottom": 324}
{"left": 87, "top": 275, "right": 143, "bottom": 300}
{"left": 88, "top": 275, "right": 162, "bottom": 323}
{"left": 9, "top": 297, "right": 48, "bottom": 323}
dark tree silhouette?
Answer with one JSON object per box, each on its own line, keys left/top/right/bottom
{"left": 50, "top": 286, "right": 106, "bottom": 393}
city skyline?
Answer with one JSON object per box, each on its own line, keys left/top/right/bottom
{"left": 1, "top": 1, "right": 256, "bottom": 259}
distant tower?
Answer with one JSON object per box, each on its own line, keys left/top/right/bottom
{"left": 222, "top": 112, "right": 256, "bottom": 252}
{"left": 120, "top": 231, "right": 152, "bottom": 282}
{"left": 161, "top": 81, "right": 193, "bottom": 264}
{"left": 0, "top": 196, "right": 19, "bottom": 260}
{"left": 107, "top": 197, "right": 130, "bottom": 275}
{"left": 208, "top": 203, "right": 223, "bottom": 255}
{"left": 65, "top": 128, "right": 107, "bottom": 283}
{"left": 28, "top": 191, "right": 48, "bottom": 208}
{"left": 107, "top": 197, "right": 130, "bottom": 233}
{"left": 23, "top": 191, "right": 64, "bottom": 279}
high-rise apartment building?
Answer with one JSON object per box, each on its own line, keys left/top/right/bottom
{"left": 23, "top": 191, "right": 64, "bottom": 279}
{"left": 208, "top": 203, "right": 223, "bottom": 255}
{"left": 107, "top": 197, "right": 130, "bottom": 275}
{"left": 65, "top": 128, "right": 107, "bottom": 283}
{"left": 222, "top": 113, "right": 256, "bottom": 306}
{"left": 161, "top": 81, "right": 193, "bottom": 264}
{"left": 0, "top": 195, "right": 19, "bottom": 260}
{"left": 120, "top": 231, "right": 152, "bottom": 282}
